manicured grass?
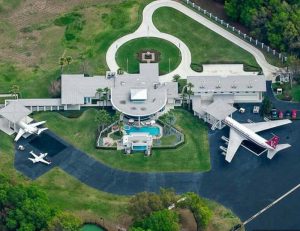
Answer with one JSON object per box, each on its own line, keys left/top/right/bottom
{"left": 159, "top": 134, "right": 177, "bottom": 146}
{"left": 152, "top": 7, "right": 260, "bottom": 72}
{"left": 291, "top": 85, "right": 300, "bottom": 102}
{"left": 116, "top": 37, "right": 181, "bottom": 74}
{"left": 33, "top": 108, "right": 210, "bottom": 172}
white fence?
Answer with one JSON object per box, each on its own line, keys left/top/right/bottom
{"left": 184, "top": 0, "right": 287, "bottom": 62}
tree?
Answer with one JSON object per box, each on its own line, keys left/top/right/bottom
{"left": 1, "top": 182, "right": 56, "bottom": 231}
{"left": 47, "top": 211, "right": 82, "bottom": 231}
{"left": 95, "top": 109, "right": 111, "bottom": 132}
{"left": 66, "top": 56, "right": 73, "bottom": 71}
{"left": 161, "top": 111, "right": 176, "bottom": 126}
{"left": 187, "top": 82, "right": 194, "bottom": 110}
{"left": 172, "top": 74, "right": 181, "bottom": 82}
{"left": 178, "top": 192, "right": 212, "bottom": 231}
{"left": 133, "top": 209, "right": 179, "bottom": 231}
{"left": 9, "top": 84, "right": 20, "bottom": 99}
{"left": 49, "top": 80, "right": 61, "bottom": 98}
{"left": 128, "top": 189, "right": 177, "bottom": 221}
{"left": 288, "top": 55, "right": 300, "bottom": 87}
{"left": 59, "top": 57, "right": 66, "bottom": 74}
{"left": 261, "top": 96, "right": 272, "bottom": 116}
{"left": 103, "top": 87, "right": 110, "bottom": 106}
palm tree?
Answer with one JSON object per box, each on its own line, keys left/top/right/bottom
{"left": 96, "top": 88, "right": 103, "bottom": 107}
{"left": 103, "top": 87, "right": 110, "bottom": 106}
{"left": 59, "top": 57, "right": 66, "bottom": 74}
{"left": 66, "top": 56, "right": 73, "bottom": 71}
{"left": 9, "top": 85, "right": 20, "bottom": 99}
{"left": 187, "top": 82, "right": 194, "bottom": 110}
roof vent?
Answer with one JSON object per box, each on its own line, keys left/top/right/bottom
{"left": 247, "top": 81, "right": 253, "bottom": 88}
{"left": 216, "top": 80, "right": 221, "bottom": 89}
{"left": 231, "top": 80, "right": 237, "bottom": 89}
{"left": 199, "top": 81, "right": 205, "bottom": 89}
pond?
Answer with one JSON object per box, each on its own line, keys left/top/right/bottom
{"left": 80, "top": 224, "right": 105, "bottom": 231}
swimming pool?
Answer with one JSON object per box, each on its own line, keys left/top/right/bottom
{"left": 132, "top": 145, "right": 147, "bottom": 151}
{"left": 125, "top": 126, "right": 160, "bottom": 136}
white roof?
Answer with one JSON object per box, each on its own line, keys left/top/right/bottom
{"left": 0, "top": 101, "right": 31, "bottom": 123}
{"left": 7, "top": 98, "right": 62, "bottom": 106}
{"left": 130, "top": 89, "right": 147, "bottom": 100}
{"left": 188, "top": 75, "right": 266, "bottom": 93}
{"left": 61, "top": 74, "right": 113, "bottom": 105}
{"left": 203, "top": 101, "right": 237, "bottom": 121}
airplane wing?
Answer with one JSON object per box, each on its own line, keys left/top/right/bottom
{"left": 225, "top": 128, "right": 245, "bottom": 162}
{"left": 14, "top": 129, "right": 25, "bottom": 141}
{"left": 242, "top": 119, "right": 291, "bottom": 133}
{"left": 29, "top": 121, "right": 46, "bottom": 127}
{"left": 40, "top": 159, "right": 51, "bottom": 165}
{"left": 30, "top": 152, "right": 38, "bottom": 158}
{"left": 28, "top": 158, "right": 35, "bottom": 163}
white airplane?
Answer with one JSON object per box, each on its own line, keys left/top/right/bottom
{"left": 28, "top": 151, "right": 51, "bottom": 165}
{"left": 14, "top": 120, "right": 48, "bottom": 142}
{"left": 222, "top": 116, "right": 292, "bottom": 162}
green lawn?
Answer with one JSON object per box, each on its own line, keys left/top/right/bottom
{"left": 152, "top": 7, "right": 260, "bottom": 72}
{"left": 116, "top": 37, "right": 181, "bottom": 74}
{"left": 33, "top": 108, "right": 210, "bottom": 172}
{"left": 291, "top": 85, "right": 300, "bottom": 102}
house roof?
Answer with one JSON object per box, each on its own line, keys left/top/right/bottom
{"left": 203, "top": 100, "right": 237, "bottom": 121}
{"left": 61, "top": 74, "right": 113, "bottom": 105}
{"left": 187, "top": 75, "right": 266, "bottom": 93}
{"left": 110, "top": 63, "right": 169, "bottom": 117}
{"left": 0, "top": 101, "right": 31, "bottom": 123}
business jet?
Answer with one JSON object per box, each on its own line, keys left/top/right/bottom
{"left": 221, "top": 116, "right": 291, "bottom": 162}
{"left": 14, "top": 120, "right": 48, "bottom": 142}
{"left": 28, "top": 151, "right": 51, "bottom": 165}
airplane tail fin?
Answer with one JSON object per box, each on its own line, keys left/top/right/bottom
{"left": 37, "top": 128, "right": 48, "bottom": 135}
{"left": 267, "top": 144, "right": 291, "bottom": 159}
{"left": 266, "top": 135, "right": 280, "bottom": 149}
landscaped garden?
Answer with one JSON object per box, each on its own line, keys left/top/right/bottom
{"left": 33, "top": 108, "right": 211, "bottom": 172}
{"left": 116, "top": 37, "right": 181, "bottom": 74}
{"left": 152, "top": 7, "right": 260, "bottom": 72}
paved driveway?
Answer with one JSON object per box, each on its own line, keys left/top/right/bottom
{"left": 14, "top": 85, "right": 300, "bottom": 230}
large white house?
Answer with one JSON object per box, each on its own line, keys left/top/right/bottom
{"left": 187, "top": 65, "right": 266, "bottom": 129}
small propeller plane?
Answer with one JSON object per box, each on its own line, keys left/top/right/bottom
{"left": 28, "top": 151, "right": 51, "bottom": 165}
{"left": 14, "top": 120, "right": 48, "bottom": 142}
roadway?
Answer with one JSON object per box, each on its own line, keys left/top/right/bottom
{"left": 106, "top": 0, "right": 280, "bottom": 82}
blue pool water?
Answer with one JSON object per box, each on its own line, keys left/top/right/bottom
{"left": 132, "top": 145, "right": 147, "bottom": 151}
{"left": 125, "top": 126, "right": 160, "bottom": 136}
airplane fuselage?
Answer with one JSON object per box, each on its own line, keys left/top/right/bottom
{"left": 17, "top": 120, "right": 38, "bottom": 134}
{"left": 223, "top": 116, "right": 275, "bottom": 150}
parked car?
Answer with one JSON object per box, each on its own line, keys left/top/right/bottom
{"left": 278, "top": 110, "right": 283, "bottom": 119}
{"left": 292, "top": 109, "right": 297, "bottom": 119}
{"left": 271, "top": 109, "right": 278, "bottom": 119}
{"left": 285, "top": 110, "right": 291, "bottom": 117}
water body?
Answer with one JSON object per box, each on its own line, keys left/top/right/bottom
{"left": 80, "top": 224, "right": 104, "bottom": 231}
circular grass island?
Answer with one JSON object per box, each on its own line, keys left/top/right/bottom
{"left": 116, "top": 37, "right": 181, "bottom": 75}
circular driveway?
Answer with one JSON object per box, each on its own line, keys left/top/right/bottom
{"left": 106, "top": 0, "right": 280, "bottom": 81}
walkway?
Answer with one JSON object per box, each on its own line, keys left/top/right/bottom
{"left": 106, "top": 0, "right": 280, "bottom": 82}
